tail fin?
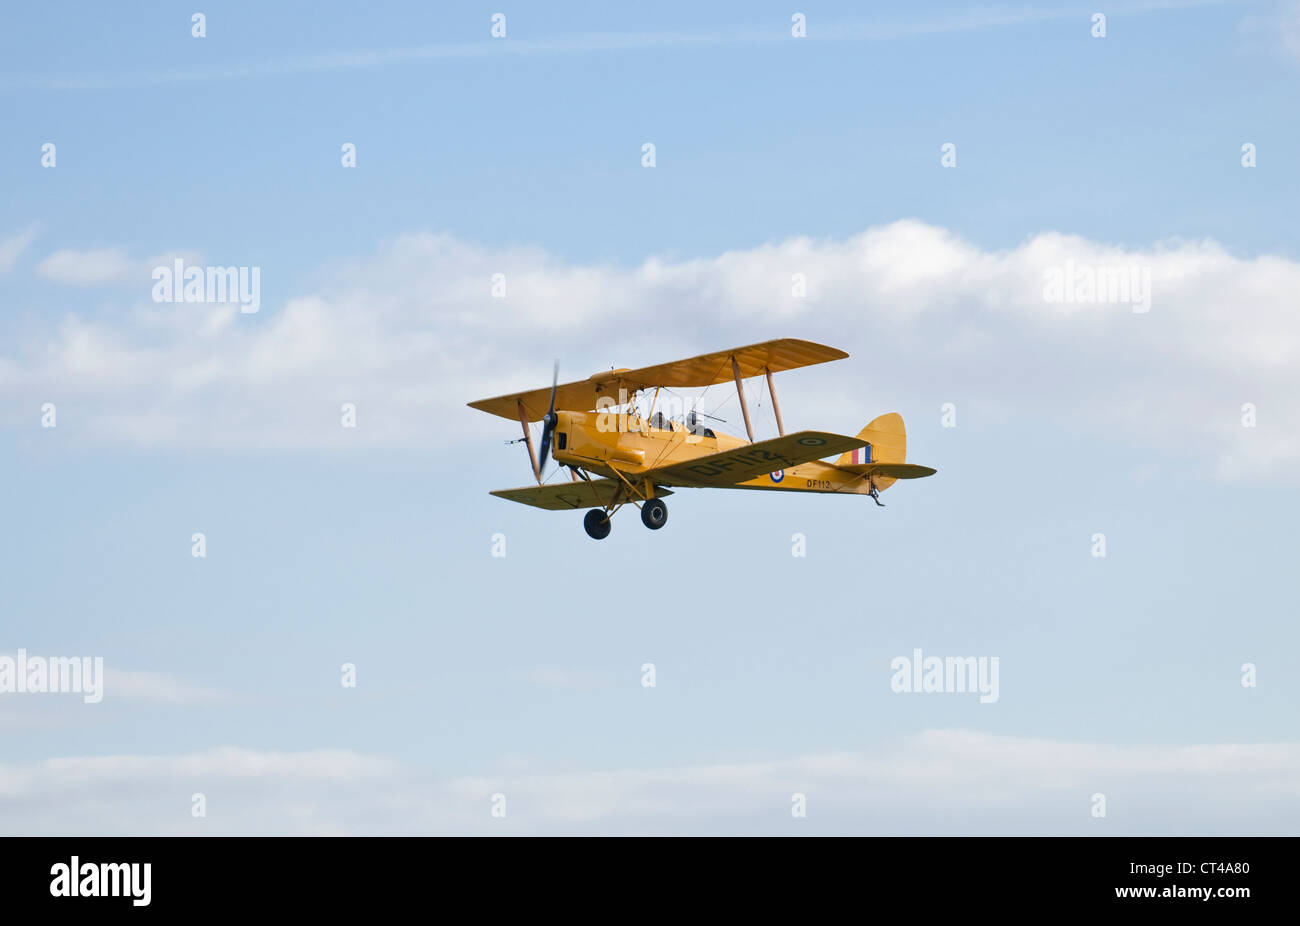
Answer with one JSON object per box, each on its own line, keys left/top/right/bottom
{"left": 835, "top": 412, "right": 906, "bottom": 467}
{"left": 834, "top": 412, "right": 914, "bottom": 491}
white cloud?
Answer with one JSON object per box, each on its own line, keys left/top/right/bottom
{"left": 0, "top": 226, "right": 39, "bottom": 274}
{"left": 35, "top": 248, "right": 136, "bottom": 285}
{"left": 34, "top": 248, "right": 201, "bottom": 287}
{"left": 1, "top": 731, "right": 1296, "bottom": 834}
{"left": 0, "top": 655, "right": 228, "bottom": 721}
{"left": 104, "top": 669, "right": 227, "bottom": 705}
{"left": 1279, "top": 1, "right": 1300, "bottom": 60}
{"left": 3, "top": 221, "right": 1298, "bottom": 481}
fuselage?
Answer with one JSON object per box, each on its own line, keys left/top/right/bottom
{"left": 551, "top": 409, "right": 876, "bottom": 495}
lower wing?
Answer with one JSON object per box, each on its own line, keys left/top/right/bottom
{"left": 491, "top": 479, "right": 674, "bottom": 511}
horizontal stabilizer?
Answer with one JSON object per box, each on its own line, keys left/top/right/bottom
{"left": 834, "top": 462, "right": 937, "bottom": 479}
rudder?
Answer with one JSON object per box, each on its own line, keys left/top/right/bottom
{"left": 835, "top": 412, "right": 906, "bottom": 467}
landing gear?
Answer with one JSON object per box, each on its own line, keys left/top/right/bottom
{"left": 641, "top": 498, "right": 668, "bottom": 530}
{"left": 583, "top": 508, "right": 611, "bottom": 540}
{"left": 868, "top": 485, "right": 885, "bottom": 507}
{"left": 584, "top": 487, "right": 667, "bottom": 538}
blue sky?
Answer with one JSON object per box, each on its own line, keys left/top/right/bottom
{"left": 1, "top": 1, "right": 1298, "bottom": 834}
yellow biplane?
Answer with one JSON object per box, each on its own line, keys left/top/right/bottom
{"left": 468, "top": 338, "right": 936, "bottom": 539}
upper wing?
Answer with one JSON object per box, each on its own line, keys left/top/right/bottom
{"left": 467, "top": 338, "right": 847, "bottom": 421}
{"left": 643, "top": 431, "right": 867, "bottom": 488}
{"left": 491, "top": 479, "right": 674, "bottom": 511}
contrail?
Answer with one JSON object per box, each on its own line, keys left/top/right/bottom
{"left": 0, "top": 0, "right": 1252, "bottom": 92}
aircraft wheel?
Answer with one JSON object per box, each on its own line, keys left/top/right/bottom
{"left": 640, "top": 498, "right": 668, "bottom": 530}
{"left": 584, "top": 509, "right": 611, "bottom": 540}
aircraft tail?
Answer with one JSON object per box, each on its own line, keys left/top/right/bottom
{"left": 833, "top": 412, "right": 924, "bottom": 491}
{"left": 835, "top": 412, "right": 907, "bottom": 467}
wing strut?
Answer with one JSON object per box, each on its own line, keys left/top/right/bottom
{"left": 764, "top": 367, "right": 786, "bottom": 436}
{"left": 517, "top": 398, "right": 542, "bottom": 484}
{"left": 731, "top": 355, "right": 756, "bottom": 442}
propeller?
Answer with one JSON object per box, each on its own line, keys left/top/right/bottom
{"left": 537, "top": 360, "right": 560, "bottom": 471}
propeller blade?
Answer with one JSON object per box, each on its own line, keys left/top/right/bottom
{"left": 538, "top": 360, "right": 560, "bottom": 469}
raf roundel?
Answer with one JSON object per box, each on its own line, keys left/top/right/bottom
{"left": 770, "top": 469, "right": 784, "bottom": 483}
